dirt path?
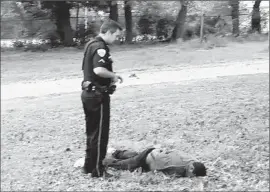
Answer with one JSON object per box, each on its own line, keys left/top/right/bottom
{"left": 1, "top": 60, "right": 268, "bottom": 100}
{"left": 1, "top": 41, "right": 268, "bottom": 85}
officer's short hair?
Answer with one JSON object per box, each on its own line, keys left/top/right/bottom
{"left": 192, "top": 162, "right": 207, "bottom": 176}
{"left": 100, "top": 19, "right": 123, "bottom": 34}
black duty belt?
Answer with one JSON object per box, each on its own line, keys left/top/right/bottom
{"left": 81, "top": 81, "right": 116, "bottom": 94}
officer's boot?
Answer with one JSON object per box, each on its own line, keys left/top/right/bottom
{"left": 91, "top": 165, "right": 114, "bottom": 178}
{"left": 82, "top": 157, "right": 94, "bottom": 174}
{"left": 104, "top": 148, "right": 155, "bottom": 172}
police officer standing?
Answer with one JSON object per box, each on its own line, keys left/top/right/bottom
{"left": 81, "top": 19, "right": 123, "bottom": 178}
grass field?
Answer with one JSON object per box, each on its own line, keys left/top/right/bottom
{"left": 1, "top": 40, "right": 269, "bottom": 191}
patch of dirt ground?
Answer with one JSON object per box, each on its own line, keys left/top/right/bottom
{"left": 1, "top": 73, "right": 269, "bottom": 191}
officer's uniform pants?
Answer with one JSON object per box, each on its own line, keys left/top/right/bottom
{"left": 81, "top": 90, "right": 110, "bottom": 175}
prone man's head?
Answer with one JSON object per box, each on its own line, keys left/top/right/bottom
{"left": 186, "top": 161, "right": 207, "bottom": 177}
{"left": 99, "top": 19, "right": 123, "bottom": 44}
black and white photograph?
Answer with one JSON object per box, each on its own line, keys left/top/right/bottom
{"left": 1, "top": 0, "right": 269, "bottom": 191}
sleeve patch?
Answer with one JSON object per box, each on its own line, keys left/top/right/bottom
{"left": 97, "top": 49, "right": 106, "bottom": 57}
{"left": 98, "top": 59, "right": 105, "bottom": 63}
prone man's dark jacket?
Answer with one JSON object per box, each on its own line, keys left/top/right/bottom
{"left": 82, "top": 36, "right": 113, "bottom": 86}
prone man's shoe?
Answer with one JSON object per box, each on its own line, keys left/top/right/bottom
{"left": 103, "top": 170, "right": 114, "bottom": 179}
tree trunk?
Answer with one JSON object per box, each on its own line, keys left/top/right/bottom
{"left": 171, "top": 0, "right": 187, "bottom": 42}
{"left": 109, "top": 1, "right": 118, "bottom": 22}
{"left": 54, "top": 2, "right": 73, "bottom": 46}
{"left": 11, "top": 2, "right": 28, "bottom": 37}
{"left": 230, "top": 0, "right": 240, "bottom": 36}
{"left": 251, "top": 0, "right": 262, "bottom": 33}
{"left": 75, "top": 3, "right": 80, "bottom": 37}
{"left": 124, "top": 1, "right": 133, "bottom": 43}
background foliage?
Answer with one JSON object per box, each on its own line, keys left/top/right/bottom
{"left": 1, "top": 1, "right": 269, "bottom": 49}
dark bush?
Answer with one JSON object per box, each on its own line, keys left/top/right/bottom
{"left": 13, "top": 40, "right": 25, "bottom": 48}
{"left": 181, "top": 15, "right": 223, "bottom": 40}
{"left": 42, "top": 30, "right": 61, "bottom": 48}
{"left": 137, "top": 14, "right": 159, "bottom": 35}
{"left": 74, "top": 22, "right": 99, "bottom": 46}
{"left": 156, "top": 15, "right": 175, "bottom": 39}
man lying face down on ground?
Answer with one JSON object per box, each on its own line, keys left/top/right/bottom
{"left": 75, "top": 147, "right": 207, "bottom": 178}
{"left": 103, "top": 147, "right": 207, "bottom": 177}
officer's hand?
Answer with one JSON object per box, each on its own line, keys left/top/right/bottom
{"left": 117, "top": 75, "right": 123, "bottom": 84}
{"left": 112, "top": 74, "right": 123, "bottom": 84}
{"left": 82, "top": 81, "right": 91, "bottom": 89}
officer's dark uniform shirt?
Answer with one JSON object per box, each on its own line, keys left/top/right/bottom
{"left": 82, "top": 36, "right": 113, "bottom": 86}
